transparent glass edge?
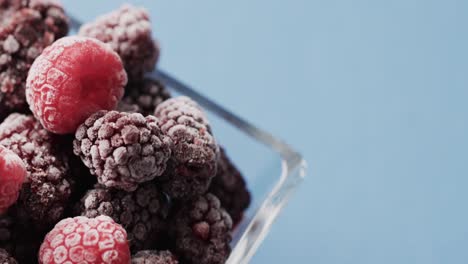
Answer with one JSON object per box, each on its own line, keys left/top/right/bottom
{"left": 227, "top": 158, "right": 306, "bottom": 264}
{"left": 68, "top": 16, "right": 307, "bottom": 263}
{"left": 150, "top": 70, "right": 308, "bottom": 264}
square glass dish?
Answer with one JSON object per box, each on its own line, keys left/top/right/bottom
{"left": 69, "top": 16, "right": 307, "bottom": 264}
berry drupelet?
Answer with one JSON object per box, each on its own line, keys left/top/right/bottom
{"left": 0, "top": 0, "right": 68, "bottom": 118}
{"left": 73, "top": 110, "right": 172, "bottom": 191}
{"left": 76, "top": 183, "right": 169, "bottom": 251}
{"left": 121, "top": 78, "right": 171, "bottom": 116}
{"left": 79, "top": 4, "right": 159, "bottom": 80}
{"left": 0, "top": 113, "right": 72, "bottom": 227}
{"left": 170, "top": 193, "right": 232, "bottom": 264}
{"left": 209, "top": 147, "right": 251, "bottom": 225}
{"left": 132, "top": 250, "right": 179, "bottom": 264}
{"left": 155, "top": 96, "right": 219, "bottom": 200}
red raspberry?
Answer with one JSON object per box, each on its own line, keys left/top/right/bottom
{"left": 0, "top": 146, "right": 26, "bottom": 214}
{"left": 39, "top": 215, "right": 131, "bottom": 264}
{"left": 26, "top": 36, "right": 127, "bottom": 134}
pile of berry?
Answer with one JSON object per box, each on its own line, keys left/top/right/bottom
{"left": 0, "top": 2, "right": 250, "bottom": 264}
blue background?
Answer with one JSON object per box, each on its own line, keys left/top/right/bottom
{"left": 64, "top": 1, "right": 468, "bottom": 263}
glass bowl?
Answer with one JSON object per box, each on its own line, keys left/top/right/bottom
{"left": 69, "top": 16, "right": 307, "bottom": 264}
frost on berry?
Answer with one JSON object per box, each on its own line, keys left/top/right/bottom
{"left": 79, "top": 4, "right": 159, "bottom": 80}
{"left": 120, "top": 78, "right": 171, "bottom": 116}
{"left": 209, "top": 147, "right": 251, "bottom": 225}
{"left": 40, "top": 215, "right": 131, "bottom": 264}
{"left": 0, "top": 113, "right": 72, "bottom": 227}
{"left": 76, "top": 183, "right": 169, "bottom": 251}
{"left": 0, "top": 0, "right": 68, "bottom": 118}
{"left": 73, "top": 111, "right": 172, "bottom": 191}
{"left": 0, "top": 146, "right": 26, "bottom": 214}
{"left": 170, "top": 193, "right": 232, "bottom": 264}
{"left": 154, "top": 96, "right": 219, "bottom": 199}
{"left": 132, "top": 250, "right": 178, "bottom": 264}
{"left": 26, "top": 36, "right": 127, "bottom": 134}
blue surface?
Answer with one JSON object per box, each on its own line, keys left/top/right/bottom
{"left": 63, "top": 1, "right": 468, "bottom": 263}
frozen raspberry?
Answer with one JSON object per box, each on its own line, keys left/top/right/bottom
{"left": 132, "top": 250, "right": 178, "bottom": 264}
{"left": 170, "top": 193, "right": 232, "bottom": 264}
{"left": 0, "top": 248, "right": 17, "bottom": 264}
{"left": 209, "top": 148, "right": 251, "bottom": 225}
{"left": 76, "top": 183, "right": 169, "bottom": 251}
{"left": 154, "top": 96, "right": 218, "bottom": 199}
{"left": 0, "top": 208, "right": 43, "bottom": 263}
{"left": 0, "top": 146, "right": 26, "bottom": 214}
{"left": 79, "top": 4, "right": 159, "bottom": 80}
{"left": 26, "top": 36, "right": 127, "bottom": 134}
{"left": 0, "top": 113, "right": 72, "bottom": 227}
{"left": 73, "top": 111, "right": 172, "bottom": 191}
{"left": 39, "top": 215, "right": 131, "bottom": 264}
{"left": 121, "top": 78, "right": 170, "bottom": 116}
{"left": 0, "top": 0, "right": 68, "bottom": 118}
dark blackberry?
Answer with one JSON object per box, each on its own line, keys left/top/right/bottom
{"left": 78, "top": 4, "right": 159, "bottom": 80}
{"left": 170, "top": 193, "right": 232, "bottom": 264}
{"left": 121, "top": 78, "right": 171, "bottom": 116}
{"left": 0, "top": 0, "right": 68, "bottom": 118}
{"left": 59, "top": 135, "right": 97, "bottom": 214}
{"left": 117, "top": 100, "right": 142, "bottom": 114}
{"left": 0, "top": 113, "right": 72, "bottom": 228}
{"left": 132, "top": 250, "right": 178, "bottom": 264}
{"left": 0, "top": 248, "right": 17, "bottom": 264}
{"left": 76, "top": 183, "right": 169, "bottom": 251}
{"left": 0, "top": 213, "right": 13, "bottom": 254}
{"left": 29, "top": 0, "right": 69, "bottom": 38}
{"left": 73, "top": 111, "right": 172, "bottom": 191}
{"left": 0, "top": 208, "right": 43, "bottom": 264}
{"left": 155, "top": 96, "right": 219, "bottom": 199}
{"left": 209, "top": 148, "right": 251, "bottom": 225}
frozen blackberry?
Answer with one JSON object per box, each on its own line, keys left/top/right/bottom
{"left": 132, "top": 250, "right": 178, "bottom": 264}
{"left": 61, "top": 135, "right": 97, "bottom": 212}
{"left": 0, "top": 0, "right": 68, "bottom": 118}
{"left": 0, "top": 113, "right": 72, "bottom": 227}
{"left": 209, "top": 148, "right": 251, "bottom": 225}
{"left": 0, "top": 213, "right": 13, "bottom": 254}
{"left": 155, "top": 96, "right": 218, "bottom": 199}
{"left": 0, "top": 248, "right": 17, "bottom": 264}
{"left": 76, "top": 183, "right": 169, "bottom": 251}
{"left": 117, "top": 100, "right": 142, "bottom": 114}
{"left": 29, "top": 0, "right": 69, "bottom": 38}
{"left": 121, "top": 78, "right": 171, "bottom": 116}
{"left": 79, "top": 4, "right": 159, "bottom": 80}
{"left": 73, "top": 111, "right": 172, "bottom": 191}
{"left": 171, "top": 193, "right": 232, "bottom": 264}
{"left": 0, "top": 208, "right": 43, "bottom": 263}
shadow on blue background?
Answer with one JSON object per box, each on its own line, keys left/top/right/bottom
{"left": 64, "top": 0, "right": 468, "bottom": 263}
